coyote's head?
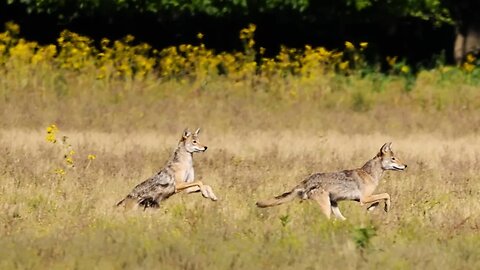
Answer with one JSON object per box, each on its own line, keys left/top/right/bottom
{"left": 180, "top": 128, "right": 208, "bottom": 153}
{"left": 378, "top": 142, "right": 407, "bottom": 171}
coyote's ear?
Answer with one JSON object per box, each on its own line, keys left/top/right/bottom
{"left": 194, "top": 128, "right": 201, "bottom": 136}
{"left": 182, "top": 128, "right": 191, "bottom": 140}
{"left": 380, "top": 142, "right": 392, "bottom": 154}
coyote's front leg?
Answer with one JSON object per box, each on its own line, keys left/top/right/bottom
{"left": 176, "top": 181, "right": 218, "bottom": 201}
{"left": 175, "top": 180, "right": 204, "bottom": 192}
{"left": 186, "top": 184, "right": 218, "bottom": 201}
{"left": 201, "top": 185, "right": 218, "bottom": 201}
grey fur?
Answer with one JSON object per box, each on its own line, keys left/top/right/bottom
{"left": 256, "top": 142, "right": 407, "bottom": 220}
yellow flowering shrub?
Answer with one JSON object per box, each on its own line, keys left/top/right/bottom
{"left": 0, "top": 21, "right": 477, "bottom": 93}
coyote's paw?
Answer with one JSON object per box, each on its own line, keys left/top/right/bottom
{"left": 367, "top": 202, "right": 379, "bottom": 212}
{"left": 384, "top": 199, "right": 390, "bottom": 212}
{"left": 200, "top": 185, "right": 218, "bottom": 201}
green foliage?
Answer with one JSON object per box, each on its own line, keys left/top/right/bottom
{"left": 6, "top": 0, "right": 311, "bottom": 20}
{"left": 346, "top": 0, "right": 373, "bottom": 10}
{"left": 6, "top": 0, "right": 453, "bottom": 25}
{"left": 279, "top": 214, "right": 291, "bottom": 227}
{"left": 352, "top": 226, "right": 377, "bottom": 250}
{"left": 346, "top": 0, "right": 453, "bottom": 25}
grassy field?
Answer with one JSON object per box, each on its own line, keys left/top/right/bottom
{"left": 2, "top": 24, "right": 480, "bottom": 269}
{"left": 2, "top": 84, "right": 480, "bottom": 269}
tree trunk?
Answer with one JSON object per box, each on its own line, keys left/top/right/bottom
{"left": 451, "top": 0, "right": 480, "bottom": 63}
{"left": 454, "top": 22, "right": 480, "bottom": 63}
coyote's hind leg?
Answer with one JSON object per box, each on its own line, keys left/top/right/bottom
{"left": 366, "top": 202, "right": 380, "bottom": 212}
{"left": 308, "top": 189, "right": 332, "bottom": 219}
{"left": 331, "top": 201, "right": 347, "bottom": 220}
{"left": 361, "top": 193, "right": 391, "bottom": 212}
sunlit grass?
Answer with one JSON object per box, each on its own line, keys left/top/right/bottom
{"left": 1, "top": 129, "right": 480, "bottom": 269}
{"left": 1, "top": 21, "right": 480, "bottom": 269}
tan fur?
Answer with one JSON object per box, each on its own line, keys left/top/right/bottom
{"left": 256, "top": 142, "right": 407, "bottom": 220}
{"left": 116, "top": 128, "right": 217, "bottom": 210}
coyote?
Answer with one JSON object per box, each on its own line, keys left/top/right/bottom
{"left": 256, "top": 142, "right": 406, "bottom": 220}
{"left": 116, "top": 128, "right": 217, "bottom": 210}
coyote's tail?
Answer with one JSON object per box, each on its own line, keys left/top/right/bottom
{"left": 256, "top": 188, "right": 304, "bottom": 208}
{"left": 115, "top": 198, "right": 126, "bottom": 207}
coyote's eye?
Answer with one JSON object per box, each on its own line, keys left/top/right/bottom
{"left": 392, "top": 157, "right": 396, "bottom": 161}
{"left": 193, "top": 140, "right": 197, "bottom": 144}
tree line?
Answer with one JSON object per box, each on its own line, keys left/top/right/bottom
{"left": 1, "top": 0, "right": 479, "bottom": 65}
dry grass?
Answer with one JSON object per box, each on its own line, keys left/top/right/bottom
{"left": 2, "top": 23, "right": 480, "bottom": 268}
{"left": 2, "top": 99, "right": 480, "bottom": 269}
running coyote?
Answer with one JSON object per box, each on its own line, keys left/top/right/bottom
{"left": 256, "top": 142, "right": 407, "bottom": 220}
{"left": 116, "top": 128, "right": 217, "bottom": 210}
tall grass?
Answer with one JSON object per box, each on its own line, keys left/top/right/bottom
{"left": 2, "top": 129, "right": 480, "bottom": 269}
{"left": 1, "top": 22, "right": 480, "bottom": 269}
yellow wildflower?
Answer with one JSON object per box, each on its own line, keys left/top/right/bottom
{"left": 239, "top": 24, "right": 256, "bottom": 40}
{"left": 46, "top": 134, "right": 56, "bottom": 143}
{"left": 247, "top": 23, "right": 256, "bottom": 33}
{"left": 466, "top": 53, "right": 476, "bottom": 63}
{"left": 463, "top": 62, "right": 475, "bottom": 73}
{"left": 318, "top": 47, "right": 332, "bottom": 57}
{"left": 87, "top": 154, "right": 96, "bottom": 160}
{"left": 339, "top": 61, "right": 349, "bottom": 70}
{"left": 197, "top": 33, "right": 204, "bottom": 40}
{"left": 65, "top": 157, "right": 74, "bottom": 165}
{"left": 332, "top": 52, "right": 343, "bottom": 59}
{"left": 360, "top": 42, "right": 368, "bottom": 49}
{"left": 44, "top": 45, "right": 57, "bottom": 58}
{"left": 100, "top": 38, "right": 110, "bottom": 47}
{"left": 345, "top": 41, "right": 355, "bottom": 50}
{"left": 386, "top": 56, "right": 397, "bottom": 67}
{"left": 46, "top": 124, "right": 57, "bottom": 133}
{"left": 46, "top": 124, "right": 58, "bottom": 143}
{"left": 124, "top": 35, "right": 135, "bottom": 43}
{"left": 5, "top": 22, "right": 20, "bottom": 35}
{"left": 400, "top": 65, "right": 410, "bottom": 74}
{"left": 54, "top": 168, "right": 66, "bottom": 175}
{"left": 179, "top": 44, "right": 188, "bottom": 52}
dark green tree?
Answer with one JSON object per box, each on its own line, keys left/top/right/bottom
{"left": 4, "top": 0, "right": 479, "bottom": 62}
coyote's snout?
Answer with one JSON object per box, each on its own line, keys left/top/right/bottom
{"left": 256, "top": 142, "right": 406, "bottom": 220}
{"left": 116, "top": 128, "right": 217, "bottom": 210}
